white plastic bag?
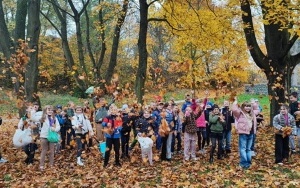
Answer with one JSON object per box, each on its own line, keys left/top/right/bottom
{"left": 13, "top": 129, "right": 32, "bottom": 148}
{"left": 138, "top": 136, "right": 153, "bottom": 150}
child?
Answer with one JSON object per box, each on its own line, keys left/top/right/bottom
{"left": 39, "top": 105, "right": 61, "bottom": 171}
{"left": 182, "top": 106, "right": 202, "bottom": 161}
{"left": 72, "top": 106, "right": 94, "bottom": 166}
{"left": 273, "top": 104, "right": 296, "bottom": 164}
{"left": 137, "top": 133, "right": 154, "bottom": 165}
{"left": 209, "top": 105, "right": 226, "bottom": 163}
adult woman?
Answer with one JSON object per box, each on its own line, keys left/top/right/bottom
{"left": 232, "top": 100, "right": 257, "bottom": 169}
{"left": 273, "top": 104, "right": 296, "bottom": 164}
{"left": 39, "top": 105, "right": 60, "bottom": 171}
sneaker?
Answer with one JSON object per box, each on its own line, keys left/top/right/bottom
{"left": 192, "top": 157, "right": 198, "bottom": 161}
{"left": 276, "top": 162, "right": 283, "bottom": 165}
{"left": 39, "top": 166, "right": 44, "bottom": 171}
{"left": 251, "top": 151, "right": 256, "bottom": 157}
{"left": 291, "top": 150, "right": 296, "bottom": 154}
{"left": 0, "top": 158, "right": 8, "bottom": 163}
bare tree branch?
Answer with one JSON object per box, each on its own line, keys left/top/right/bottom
{"left": 148, "top": 0, "right": 159, "bottom": 7}
{"left": 40, "top": 10, "right": 62, "bottom": 37}
{"left": 46, "top": 0, "right": 74, "bottom": 18}
{"left": 148, "top": 17, "right": 187, "bottom": 31}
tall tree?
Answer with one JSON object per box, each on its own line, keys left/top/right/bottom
{"left": 25, "top": 0, "right": 41, "bottom": 104}
{"left": 105, "top": 0, "right": 129, "bottom": 83}
{"left": 14, "top": 0, "right": 27, "bottom": 42}
{"left": 240, "top": 0, "right": 300, "bottom": 124}
{"left": 0, "top": 0, "right": 14, "bottom": 59}
{"left": 135, "top": 0, "right": 151, "bottom": 103}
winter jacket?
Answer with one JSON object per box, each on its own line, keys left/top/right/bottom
{"left": 221, "top": 107, "right": 235, "bottom": 131}
{"left": 72, "top": 114, "right": 94, "bottom": 135}
{"left": 183, "top": 111, "right": 202, "bottom": 134}
{"left": 195, "top": 98, "right": 208, "bottom": 128}
{"left": 196, "top": 113, "right": 206, "bottom": 128}
{"left": 121, "top": 113, "right": 132, "bottom": 136}
{"left": 289, "top": 101, "right": 300, "bottom": 127}
{"left": 165, "top": 109, "right": 175, "bottom": 130}
{"left": 209, "top": 114, "right": 226, "bottom": 133}
{"left": 273, "top": 113, "right": 296, "bottom": 135}
{"left": 40, "top": 117, "right": 60, "bottom": 139}
{"left": 181, "top": 100, "right": 192, "bottom": 113}
{"left": 232, "top": 103, "right": 257, "bottom": 134}
{"left": 102, "top": 115, "right": 123, "bottom": 139}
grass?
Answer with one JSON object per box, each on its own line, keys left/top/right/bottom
{"left": 0, "top": 89, "right": 270, "bottom": 115}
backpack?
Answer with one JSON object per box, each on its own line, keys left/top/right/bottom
{"left": 95, "top": 107, "right": 108, "bottom": 123}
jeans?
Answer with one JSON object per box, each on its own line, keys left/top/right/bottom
{"left": 289, "top": 127, "right": 300, "bottom": 150}
{"left": 166, "top": 133, "right": 173, "bottom": 159}
{"left": 171, "top": 132, "right": 182, "bottom": 152}
{"left": 251, "top": 134, "right": 256, "bottom": 151}
{"left": 238, "top": 134, "right": 254, "bottom": 169}
{"left": 222, "top": 130, "right": 231, "bottom": 150}
{"left": 210, "top": 132, "right": 223, "bottom": 158}
{"left": 156, "top": 134, "right": 162, "bottom": 150}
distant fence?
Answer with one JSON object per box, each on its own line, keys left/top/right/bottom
{"left": 244, "top": 84, "right": 300, "bottom": 95}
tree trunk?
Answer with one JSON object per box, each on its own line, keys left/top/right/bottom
{"left": 14, "top": 0, "right": 27, "bottom": 42}
{"left": 0, "top": 0, "right": 14, "bottom": 59}
{"left": 25, "top": 0, "right": 41, "bottom": 105}
{"left": 105, "top": 0, "right": 129, "bottom": 83}
{"left": 95, "top": 2, "right": 106, "bottom": 81}
{"left": 135, "top": 0, "right": 148, "bottom": 104}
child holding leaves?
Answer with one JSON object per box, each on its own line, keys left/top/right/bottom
{"left": 273, "top": 104, "right": 296, "bottom": 165}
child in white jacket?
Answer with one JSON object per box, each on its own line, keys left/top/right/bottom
{"left": 72, "top": 106, "right": 94, "bottom": 166}
{"left": 137, "top": 133, "right": 154, "bottom": 165}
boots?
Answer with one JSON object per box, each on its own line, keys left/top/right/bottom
{"left": 77, "top": 157, "right": 84, "bottom": 166}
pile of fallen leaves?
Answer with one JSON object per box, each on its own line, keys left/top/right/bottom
{"left": 282, "top": 126, "right": 293, "bottom": 138}
{"left": 0, "top": 115, "right": 300, "bottom": 187}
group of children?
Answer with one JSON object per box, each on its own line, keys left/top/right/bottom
{"left": 1, "top": 91, "right": 300, "bottom": 170}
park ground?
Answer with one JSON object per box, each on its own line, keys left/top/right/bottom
{"left": 0, "top": 91, "right": 300, "bottom": 187}
{"left": 1, "top": 118, "right": 300, "bottom": 187}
